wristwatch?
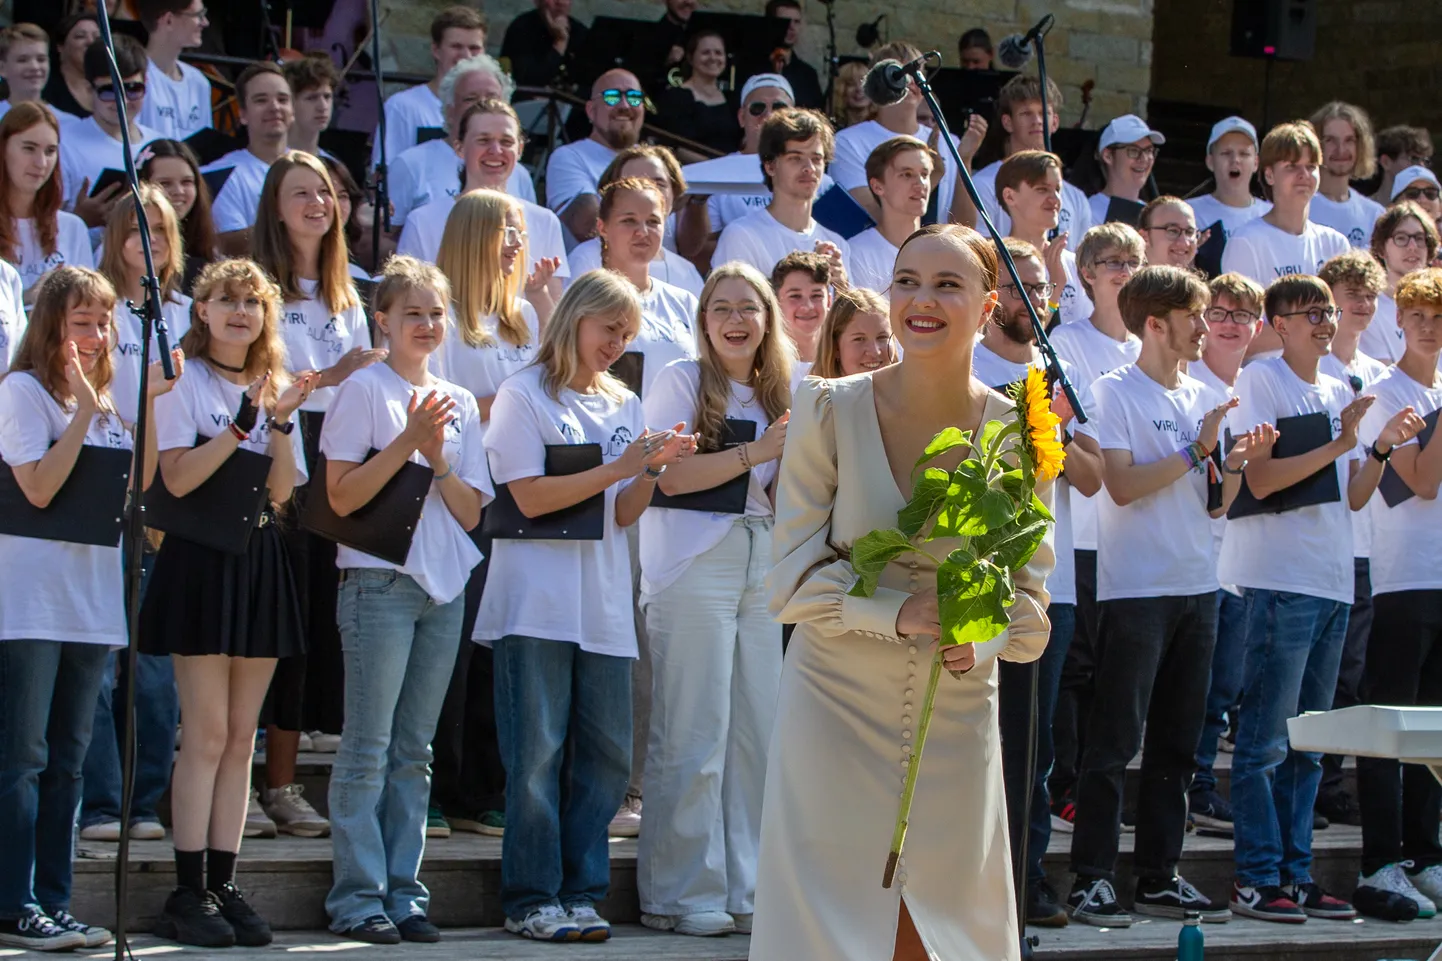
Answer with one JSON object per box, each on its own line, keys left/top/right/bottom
{"left": 1369, "top": 442, "right": 1392, "bottom": 463}
{"left": 1223, "top": 460, "right": 1246, "bottom": 476}
{"left": 268, "top": 416, "right": 295, "bottom": 435}
{"left": 643, "top": 464, "right": 666, "bottom": 480}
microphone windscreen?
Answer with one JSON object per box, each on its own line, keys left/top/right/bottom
{"left": 862, "top": 59, "right": 908, "bottom": 106}
{"left": 996, "top": 35, "right": 1032, "bottom": 70}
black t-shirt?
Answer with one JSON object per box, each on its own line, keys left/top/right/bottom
{"left": 654, "top": 86, "right": 740, "bottom": 156}
{"left": 501, "top": 9, "right": 590, "bottom": 93}
{"left": 782, "top": 55, "right": 824, "bottom": 110}
{"left": 41, "top": 72, "right": 90, "bottom": 121}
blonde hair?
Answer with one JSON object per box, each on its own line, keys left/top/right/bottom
{"left": 1260, "top": 121, "right": 1322, "bottom": 171}
{"left": 1208, "top": 272, "right": 1265, "bottom": 314}
{"left": 437, "top": 190, "right": 527, "bottom": 348}
{"left": 9, "top": 267, "right": 118, "bottom": 410}
{"left": 373, "top": 254, "right": 452, "bottom": 330}
{"left": 251, "top": 151, "right": 359, "bottom": 315}
{"left": 1076, "top": 222, "right": 1145, "bottom": 299}
{"left": 1309, "top": 101, "right": 1377, "bottom": 180}
{"left": 1396, "top": 268, "right": 1442, "bottom": 314}
{"left": 533, "top": 270, "right": 642, "bottom": 403}
{"left": 182, "top": 259, "right": 289, "bottom": 412}
{"left": 694, "top": 263, "right": 794, "bottom": 449}
{"left": 98, "top": 183, "right": 184, "bottom": 302}
{"left": 813, "top": 286, "right": 891, "bottom": 378}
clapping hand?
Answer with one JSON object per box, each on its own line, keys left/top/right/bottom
{"left": 1199, "top": 396, "right": 1240, "bottom": 452}
{"left": 1376, "top": 405, "right": 1425, "bottom": 454}
{"left": 403, "top": 390, "right": 457, "bottom": 466}
{"left": 526, "top": 257, "right": 562, "bottom": 293}
{"left": 1338, "top": 395, "right": 1377, "bottom": 448}
{"left": 146, "top": 348, "right": 186, "bottom": 399}
{"left": 64, "top": 341, "right": 100, "bottom": 412}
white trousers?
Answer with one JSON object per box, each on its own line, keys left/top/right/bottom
{"left": 636, "top": 516, "right": 782, "bottom": 917}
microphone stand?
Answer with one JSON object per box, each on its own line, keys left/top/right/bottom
{"left": 1034, "top": 22, "right": 1056, "bottom": 248}
{"left": 901, "top": 51, "right": 1082, "bottom": 961}
{"left": 822, "top": 0, "right": 839, "bottom": 109}
{"left": 96, "top": 1, "right": 178, "bottom": 957}
{"left": 368, "top": 0, "right": 388, "bottom": 270}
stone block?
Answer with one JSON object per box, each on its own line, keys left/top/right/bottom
{"left": 1067, "top": 31, "right": 1139, "bottom": 65}
{"left": 1107, "top": 63, "right": 1151, "bottom": 96}
{"left": 1043, "top": 55, "right": 1098, "bottom": 88}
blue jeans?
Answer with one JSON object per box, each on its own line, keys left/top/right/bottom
{"left": 1192, "top": 590, "right": 1249, "bottom": 795}
{"left": 0, "top": 640, "right": 111, "bottom": 918}
{"left": 1231, "top": 589, "right": 1349, "bottom": 888}
{"left": 494, "top": 635, "right": 632, "bottom": 921}
{"left": 999, "top": 602, "right": 1075, "bottom": 886}
{"left": 80, "top": 651, "right": 177, "bottom": 827}
{"left": 326, "top": 570, "right": 464, "bottom": 932}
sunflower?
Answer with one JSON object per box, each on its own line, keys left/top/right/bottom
{"left": 1014, "top": 366, "right": 1065, "bottom": 481}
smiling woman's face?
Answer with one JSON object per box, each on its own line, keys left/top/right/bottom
{"left": 889, "top": 232, "right": 995, "bottom": 361}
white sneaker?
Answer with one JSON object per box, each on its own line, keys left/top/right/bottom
{"left": 640, "top": 910, "right": 735, "bottom": 937}
{"left": 504, "top": 904, "right": 579, "bottom": 942}
{"left": 262, "top": 783, "right": 330, "bottom": 838}
{"left": 1403, "top": 861, "right": 1442, "bottom": 917}
{"left": 79, "top": 820, "right": 122, "bottom": 842}
{"left": 244, "top": 788, "right": 277, "bottom": 839}
{"left": 566, "top": 903, "right": 611, "bottom": 942}
{"left": 1050, "top": 813, "right": 1074, "bottom": 835}
{"left": 1359, "top": 863, "right": 1436, "bottom": 917}
{"left": 309, "top": 731, "right": 341, "bottom": 753}
{"left": 128, "top": 820, "right": 165, "bottom": 840}
{"left": 297, "top": 732, "right": 315, "bottom": 752}
{"left": 608, "top": 795, "right": 642, "bottom": 838}
{"left": 730, "top": 912, "right": 752, "bottom": 933}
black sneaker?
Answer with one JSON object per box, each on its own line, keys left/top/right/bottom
{"left": 212, "top": 882, "right": 273, "bottom": 946}
{"left": 153, "top": 887, "right": 237, "bottom": 947}
{"left": 1188, "top": 789, "right": 1234, "bottom": 833}
{"left": 1313, "top": 811, "right": 1330, "bottom": 830}
{"left": 0, "top": 906, "right": 88, "bottom": 951}
{"left": 1287, "top": 882, "right": 1357, "bottom": 920}
{"left": 1230, "top": 882, "right": 1306, "bottom": 923}
{"left": 47, "top": 910, "right": 112, "bottom": 948}
{"left": 1067, "top": 878, "right": 1134, "bottom": 927}
{"left": 1315, "top": 789, "right": 1362, "bottom": 826}
{"left": 341, "top": 915, "right": 401, "bottom": 945}
{"left": 1025, "top": 880, "right": 1068, "bottom": 927}
{"left": 1134, "top": 875, "right": 1231, "bottom": 922}
{"left": 396, "top": 915, "right": 441, "bottom": 943}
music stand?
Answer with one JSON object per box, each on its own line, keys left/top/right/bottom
{"left": 573, "top": 17, "right": 675, "bottom": 94}
{"left": 926, "top": 67, "right": 1016, "bottom": 138}
{"left": 684, "top": 12, "right": 791, "bottom": 92}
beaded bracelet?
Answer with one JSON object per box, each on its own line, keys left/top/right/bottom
{"left": 738, "top": 442, "right": 753, "bottom": 470}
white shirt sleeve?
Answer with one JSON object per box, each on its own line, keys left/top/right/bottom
{"left": 387, "top": 150, "right": 420, "bottom": 227}
{"left": 0, "top": 375, "right": 55, "bottom": 465}
{"left": 484, "top": 381, "right": 549, "bottom": 484}
{"left": 1091, "top": 378, "right": 1132, "bottom": 452}
{"left": 545, "top": 146, "right": 598, "bottom": 214}
{"left": 525, "top": 207, "right": 571, "bottom": 278}
{"left": 395, "top": 216, "right": 426, "bottom": 259}
{"left": 153, "top": 374, "right": 200, "bottom": 451}
{"left": 453, "top": 391, "right": 494, "bottom": 499}
{"left": 508, "top": 165, "right": 537, "bottom": 204}
{"left": 210, "top": 177, "right": 256, "bottom": 234}
{"left": 827, "top": 135, "right": 867, "bottom": 192}
{"left": 1220, "top": 232, "right": 1264, "bottom": 287}
{"left": 642, "top": 361, "right": 700, "bottom": 433}
{"left": 318, "top": 376, "right": 376, "bottom": 463}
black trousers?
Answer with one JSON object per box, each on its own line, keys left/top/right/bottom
{"left": 1357, "top": 589, "right": 1442, "bottom": 876}
{"left": 1071, "top": 593, "right": 1217, "bottom": 882}
{"left": 1052, "top": 549, "right": 1098, "bottom": 803}
{"left": 1320, "top": 557, "right": 1372, "bottom": 797}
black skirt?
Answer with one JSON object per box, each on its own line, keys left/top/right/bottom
{"left": 139, "top": 519, "right": 306, "bottom": 659}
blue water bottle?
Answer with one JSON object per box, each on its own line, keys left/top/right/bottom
{"left": 1178, "top": 910, "right": 1204, "bottom": 961}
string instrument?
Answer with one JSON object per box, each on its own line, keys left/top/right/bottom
{"left": 1076, "top": 79, "right": 1094, "bottom": 128}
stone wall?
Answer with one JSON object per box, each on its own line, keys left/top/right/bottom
{"left": 386, "top": 0, "right": 1157, "bottom": 128}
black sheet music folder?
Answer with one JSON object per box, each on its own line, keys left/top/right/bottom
{"left": 1378, "top": 407, "right": 1441, "bottom": 508}
{"left": 0, "top": 446, "right": 131, "bottom": 547}
{"left": 1227, "top": 411, "right": 1341, "bottom": 519}
{"left": 650, "top": 418, "right": 756, "bottom": 514}
{"left": 483, "top": 443, "right": 605, "bottom": 540}
{"left": 142, "top": 435, "right": 272, "bottom": 555}
{"left": 302, "top": 448, "right": 433, "bottom": 565}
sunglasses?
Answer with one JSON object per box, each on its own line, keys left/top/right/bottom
{"left": 1401, "top": 186, "right": 1441, "bottom": 203}
{"left": 747, "top": 99, "right": 790, "bottom": 117}
{"left": 600, "top": 88, "right": 645, "bottom": 108}
{"left": 94, "top": 80, "right": 145, "bottom": 102}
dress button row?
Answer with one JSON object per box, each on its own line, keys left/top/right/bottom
{"left": 907, "top": 645, "right": 918, "bottom": 655}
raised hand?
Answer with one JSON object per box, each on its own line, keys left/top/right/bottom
{"left": 325, "top": 346, "right": 388, "bottom": 387}
{"left": 526, "top": 256, "right": 562, "bottom": 293}
{"left": 1199, "top": 396, "right": 1240, "bottom": 452}
{"left": 64, "top": 341, "right": 100, "bottom": 412}
{"left": 644, "top": 422, "right": 697, "bottom": 469}
{"left": 1227, "top": 422, "right": 1278, "bottom": 469}
{"left": 146, "top": 348, "right": 185, "bottom": 399}
{"left": 1377, "top": 405, "right": 1425, "bottom": 452}
{"left": 1042, "top": 233, "right": 1069, "bottom": 292}
{"left": 815, "top": 241, "right": 849, "bottom": 290}
{"left": 274, "top": 371, "right": 320, "bottom": 421}
{"left": 1338, "top": 395, "right": 1377, "bottom": 448}
{"left": 402, "top": 390, "right": 457, "bottom": 462}
{"left": 959, "top": 113, "right": 988, "bottom": 164}
{"left": 753, "top": 410, "right": 791, "bottom": 463}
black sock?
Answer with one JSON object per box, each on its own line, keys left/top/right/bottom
{"left": 175, "top": 849, "right": 205, "bottom": 893}
{"left": 206, "top": 849, "right": 238, "bottom": 892}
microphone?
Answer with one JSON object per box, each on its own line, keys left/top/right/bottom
{"left": 855, "top": 14, "right": 885, "bottom": 49}
{"left": 996, "top": 34, "right": 1031, "bottom": 69}
{"left": 1023, "top": 13, "right": 1056, "bottom": 46}
{"left": 862, "top": 54, "right": 926, "bottom": 106}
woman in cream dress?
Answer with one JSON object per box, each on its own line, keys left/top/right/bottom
{"left": 753, "top": 224, "right": 1055, "bottom": 961}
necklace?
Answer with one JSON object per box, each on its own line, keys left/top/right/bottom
{"left": 208, "top": 356, "right": 246, "bottom": 374}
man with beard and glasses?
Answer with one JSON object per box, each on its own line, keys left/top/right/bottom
{"left": 545, "top": 68, "right": 645, "bottom": 246}
{"left": 1308, "top": 102, "right": 1384, "bottom": 249}
{"left": 973, "top": 237, "right": 1103, "bottom": 928}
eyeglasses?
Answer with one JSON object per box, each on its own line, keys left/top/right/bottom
{"left": 1204, "top": 306, "right": 1259, "bottom": 326}
{"left": 1112, "top": 144, "right": 1158, "bottom": 162}
{"left": 1095, "top": 258, "right": 1142, "bottom": 273}
{"left": 1401, "top": 186, "right": 1441, "bottom": 203}
{"left": 1390, "top": 231, "right": 1430, "bottom": 248}
{"left": 500, "top": 225, "right": 527, "bottom": 246}
{"left": 600, "top": 88, "right": 645, "bottom": 108}
{"left": 178, "top": 6, "right": 208, "bottom": 19}
{"left": 999, "top": 281, "right": 1055, "bottom": 300}
{"left": 1274, "top": 305, "right": 1340, "bottom": 325}
{"left": 94, "top": 80, "right": 145, "bottom": 102}
{"left": 747, "top": 100, "right": 790, "bottom": 117}
{"left": 707, "top": 303, "right": 763, "bottom": 321}
{"left": 1146, "top": 223, "right": 1198, "bottom": 242}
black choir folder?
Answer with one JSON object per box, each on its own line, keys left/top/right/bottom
{"left": 1378, "top": 407, "right": 1441, "bottom": 507}
{"left": 1226, "top": 411, "right": 1341, "bottom": 519}
{"left": 142, "top": 435, "right": 272, "bottom": 555}
{"left": 610, "top": 352, "right": 645, "bottom": 397}
{"left": 0, "top": 446, "right": 131, "bottom": 547}
{"left": 302, "top": 449, "right": 433, "bottom": 566}
{"left": 650, "top": 418, "right": 757, "bottom": 514}
{"left": 483, "top": 443, "right": 605, "bottom": 540}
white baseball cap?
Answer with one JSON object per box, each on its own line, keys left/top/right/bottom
{"left": 1098, "top": 114, "right": 1165, "bottom": 151}
{"left": 1391, "top": 165, "right": 1441, "bottom": 201}
{"left": 1207, "top": 116, "right": 1259, "bottom": 152}
{"left": 740, "top": 73, "right": 795, "bottom": 105}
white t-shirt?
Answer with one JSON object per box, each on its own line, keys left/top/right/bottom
{"left": 0, "top": 370, "right": 131, "bottom": 645}
{"left": 320, "top": 362, "right": 490, "bottom": 603}
{"left": 790, "top": 359, "right": 812, "bottom": 395}
{"left": 544, "top": 137, "right": 616, "bottom": 217}
{"left": 1050, "top": 318, "right": 1141, "bottom": 551}
{"left": 11, "top": 214, "right": 93, "bottom": 293}
{"left": 1056, "top": 249, "right": 1094, "bottom": 326}
{"left": 1320, "top": 349, "right": 1386, "bottom": 559}
{"left": 638, "top": 359, "right": 779, "bottom": 594}
{"left": 1186, "top": 356, "right": 1239, "bottom": 587}
{"left": 712, "top": 208, "right": 850, "bottom": 280}
{"left": 1219, "top": 218, "right": 1351, "bottom": 290}
{"left": 706, "top": 152, "right": 773, "bottom": 231}
{"left": 974, "top": 159, "right": 1091, "bottom": 251}
{"left": 475, "top": 363, "right": 644, "bottom": 656}
{"left": 59, "top": 116, "right": 164, "bottom": 211}
{"left": 279, "top": 279, "right": 371, "bottom": 412}
{"left": 1187, "top": 193, "right": 1271, "bottom": 242}
{"left": 203, "top": 149, "right": 275, "bottom": 234}
{"left": 1218, "top": 356, "right": 1358, "bottom": 603}
{"left": 153, "top": 356, "right": 307, "bottom": 479}
{"left": 396, "top": 194, "right": 569, "bottom": 280}
{"left": 1362, "top": 365, "right": 1442, "bottom": 595}
{"left": 428, "top": 298, "right": 540, "bottom": 431}
{"left": 1358, "top": 293, "right": 1402, "bottom": 364}
{"left": 387, "top": 138, "right": 537, "bottom": 227}
{"left": 829, "top": 120, "right": 958, "bottom": 225}
{"left": 0, "top": 260, "right": 25, "bottom": 366}
{"left": 110, "top": 294, "right": 192, "bottom": 427}
{"left": 564, "top": 238, "right": 704, "bottom": 298}
{"left": 1089, "top": 364, "right": 1224, "bottom": 600}
{"left": 847, "top": 227, "right": 898, "bottom": 293}
{"left": 138, "top": 59, "right": 213, "bottom": 140}
{"left": 1309, "top": 189, "right": 1385, "bottom": 249}
{"left": 372, "top": 82, "right": 443, "bottom": 169}
{"left": 626, "top": 279, "right": 699, "bottom": 399}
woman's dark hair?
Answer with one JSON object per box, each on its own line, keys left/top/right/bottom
{"left": 54, "top": 12, "right": 99, "bottom": 51}
{"left": 319, "top": 153, "right": 364, "bottom": 248}
{"left": 139, "top": 139, "right": 217, "bottom": 265}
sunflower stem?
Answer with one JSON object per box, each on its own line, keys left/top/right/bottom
{"left": 883, "top": 645, "right": 946, "bottom": 888}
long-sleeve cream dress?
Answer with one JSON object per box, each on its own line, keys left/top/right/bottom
{"left": 750, "top": 374, "right": 1054, "bottom": 961}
